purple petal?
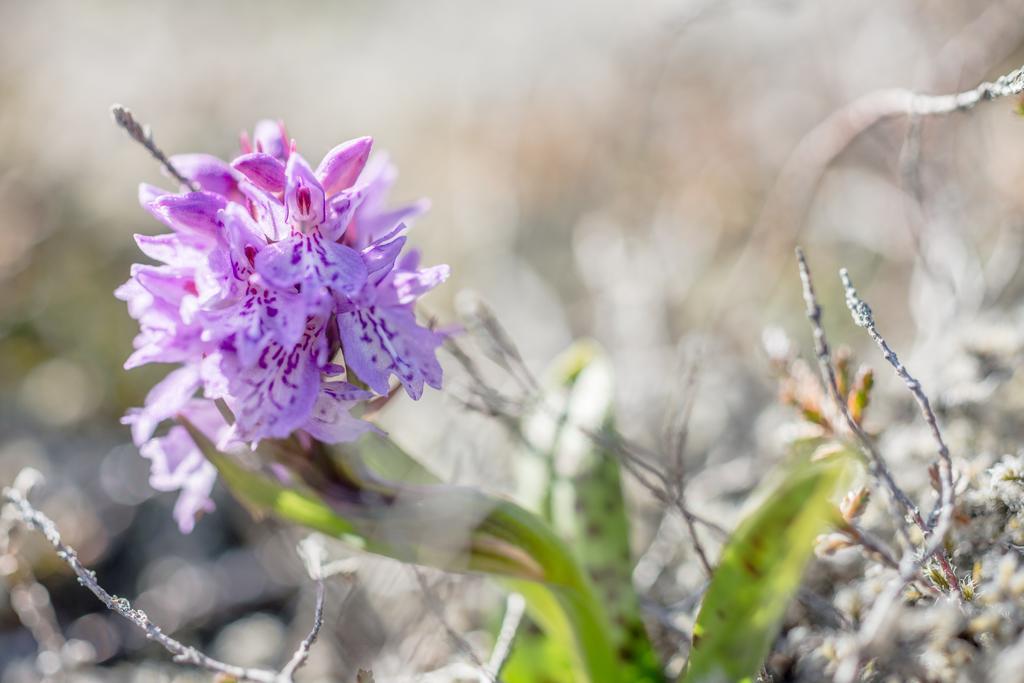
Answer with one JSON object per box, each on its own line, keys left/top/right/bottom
{"left": 134, "top": 233, "right": 206, "bottom": 266}
{"left": 150, "top": 192, "right": 227, "bottom": 237}
{"left": 220, "top": 334, "right": 323, "bottom": 441}
{"left": 253, "top": 119, "right": 289, "bottom": 161}
{"left": 254, "top": 233, "right": 367, "bottom": 299}
{"left": 397, "top": 248, "right": 421, "bottom": 272}
{"left": 321, "top": 185, "right": 370, "bottom": 242}
{"left": 337, "top": 305, "right": 444, "bottom": 398}
{"left": 171, "top": 464, "right": 217, "bottom": 534}
{"left": 284, "top": 153, "right": 326, "bottom": 228}
{"left": 316, "top": 137, "right": 372, "bottom": 197}
{"left": 139, "top": 183, "right": 169, "bottom": 205}
{"left": 384, "top": 264, "right": 451, "bottom": 306}
{"left": 301, "top": 382, "right": 377, "bottom": 443}
{"left": 238, "top": 182, "right": 289, "bottom": 242}
{"left": 169, "top": 154, "right": 241, "bottom": 200}
{"left": 232, "top": 153, "right": 286, "bottom": 194}
{"left": 352, "top": 200, "right": 430, "bottom": 249}
{"left": 133, "top": 265, "right": 197, "bottom": 305}
{"left": 115, "top": 277, "right": 151, "bottom": 317}
{"left": 362, "top": 235, "right": 407, "bottom": 281}
{"left": 122, "top": 364, "right": 201, "bottom": 444}
{"left": 138, "top": 399, "right": 224, "bottom": 534}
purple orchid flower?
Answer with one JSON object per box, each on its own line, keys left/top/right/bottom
{"left": 140, "top": 399, "right": 225, "bottom": 533}
{"left": 118, "top": 120, "right": 449, "bottom": 532}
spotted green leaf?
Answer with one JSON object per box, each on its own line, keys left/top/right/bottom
{"left": 507, "top": 341, "right": 663, "bottom": 682}
{"left": 681, "top": 440, "right": 854, "bottom": 683}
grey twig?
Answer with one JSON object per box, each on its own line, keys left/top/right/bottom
{"left": 0, "top": 484, "right": 70, "bottom": 673}
{"left": 2, "top": 483, "right": 329, "bottom": 683}
{"left": 839, "top": 269, "right": 958, "bottom": 573}
{"left": 795, "top": 249, "right": 960, "bottom": 596}
{"left": 110, "top": 104, "right": 200, "bottom": 192}
{"left": 278, "top": 578, "right": 326, "bottom": 680}
{"left": 839, "top": 270, "right": 958, "bottom": 536}
{"left": 413, "top": 568, "right": 494, "bottom": 682}
{"left": 842, "top": 522, "right": 901, "bottom": 571}
{"left": 447, "top": 332, "right": 718, "bottom": 574}
{"left": 757, "top": 63, "right": 1024, "bottom": 241}
{"left": 795, "top": 250, "right": 918, "bottom": 541}
{"left": 483, "top": 592, "right": 526, "bottom": 682}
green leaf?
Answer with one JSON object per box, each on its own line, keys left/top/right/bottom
{"left": 681, "top": 441, "right": 854, "bottom": 683}
{"left": 507, "top": 340, "right": 663, "bottom": 682}
{"left": 181, "top": 418, "right": 621, "bottom": 683}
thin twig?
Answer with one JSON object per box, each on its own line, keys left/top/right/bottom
{"left": 839, "top": 269, "right": 958, "bottom": 572}
{"left": 795, "top": 249, "right": 960, "bottom": 596}
{"left": 483, "top": 592, "right": 526, "bottom": 682}
{"left": 448, "top": 333, "right": 720, "bottom": 572}
{"left": 278, "top": 578, "right": 326, "bottom": 680}
{"left": 110, "top": 104, "right": 200, "bottom": 192}
{"left": 842, "top": 522, "right": 901, "bottom": 571}
{"left": 1, "top": 483, "right": 328, "bottom": 683}
{"left": 1, "top": 502, "right": 69, "bottom": 673}
{"left": 757, "top": 63, "right": 1024, "bottom": 247}
{"left": 413, "top": 568, "right": 494, "bottom": 682}
{"left": 795, "top": 249, "right": 918, "bottom": 542}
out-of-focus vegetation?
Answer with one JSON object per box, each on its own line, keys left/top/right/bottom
{"left": 5, "top": 1, "right": 1024, "bottom": 681}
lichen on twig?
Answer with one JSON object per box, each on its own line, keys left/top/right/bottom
{"left": 1, "top": 472, "right": 332, "bottom": 683}
{"left": 110, "top": 104, "right": 200, "bottom": 192}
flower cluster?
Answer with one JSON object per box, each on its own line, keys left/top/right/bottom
{"left": 117, "top": 120, "right": 448, "bottom": 532}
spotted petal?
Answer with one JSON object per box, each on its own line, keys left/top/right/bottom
{"left": 284, "top": 153, "right": 326, "bottom": 228}
{"left": 221, "top": 329, "right": 325, "bottom": 442}
{"left": 337, "top": 304, "right": 444, "bottom": 398}
{"left": 254, "top": 232, "right": 367, "bottom": 300}
{"left": 384, "top": 264, "right": 451, "bottom": 306}
{"left": 302, "top": 382, "right": 378, "bottom": 443}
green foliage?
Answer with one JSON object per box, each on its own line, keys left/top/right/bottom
{"left": 507, "top": 341, "right": 663, "bottom": 682}
{"left": 182, "top": 419, "right": 622, "bottom": 682}
{"left": 681, "top": 440, "right": 854, "bottom": 683}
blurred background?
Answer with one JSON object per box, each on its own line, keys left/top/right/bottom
{"left": 3, "top": 0, "right": 1024, "bottom": 680}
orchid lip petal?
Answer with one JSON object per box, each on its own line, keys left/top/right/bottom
{"left": 283, "top": 153, "right": 326, "bottom": 228}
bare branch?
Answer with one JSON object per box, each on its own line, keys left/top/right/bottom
{"left": 795, "top": 249, "right": 918, "bottom": 539}
{"left": 110, "top": 104, "right": 200, "bottom": 192}
{"left": 839, "top": 268, "right": 958, "bottom": 567}
{"left": 839, "top": 270, "right": 958, "bottom": 536}
{"left": 1, "top": 481, "right": 332, "bottom": 683}
{"left": 795, "top": 249, "right": 960, "bottom": 596}
{"left": 758, "top": 63, "right": 1024, "bottom": 242}
{"left": 413, "top": 568, "right": 494, "bottom": 682}
{"left": 278, "top": 578, "right": 326, "bottom": 680}
{"left": 483, "top": 592, "right": 526, "bottom": 682}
